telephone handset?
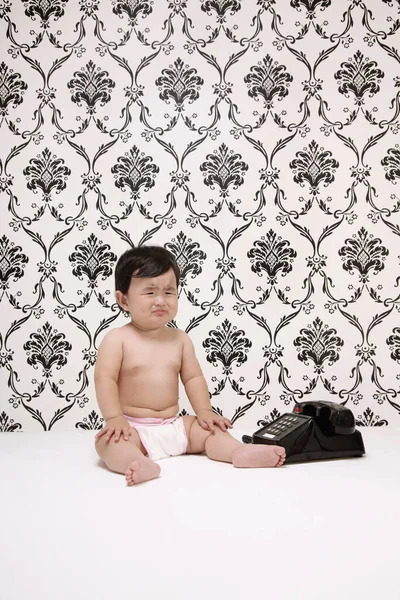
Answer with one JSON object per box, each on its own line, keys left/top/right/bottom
{"left": 243, "top": 400, "right": 365, "bottom": 463}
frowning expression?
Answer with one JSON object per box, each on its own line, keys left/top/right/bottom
{"left": 116, "top": 268, "right": 178, "bottom": 330}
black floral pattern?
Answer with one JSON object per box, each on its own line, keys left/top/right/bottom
{"left": 111, "top": 146, "right": 159, "bottom": 199}
{"left": 79, "top": 0, "right": 99, "bottom": 17}
{"left": 0, "top": 340, "right": 13, "bottom": 369}
{"left": 75, "top": 410, "right": 103, "bottom": 430}
{"left": 112, "top": 0, "right": 153, "bottom": 25}
{"left": 244, "top": 55, "right": 293, "bottom": 109}
{"left": 69, "top": 234, "right": 117, "bottom": 288}
{"left": 2, "top": 1, "right": 400, "bottom": 430}
{"left": 0, "top": 236, "right": 29, "bottom": 291}
{"left": 289, "top": 140, "right": 339, "bottom": 196}
{"left": 294, "top": 317, "right": 344, "bottom": 374}
{"left": 23, "top": 148, "right": 71, "bottom": 201}
{"left": 387, "top": 328, "right": 400, "bottom": 362}
{"left": 203, "top": 319, "right": 252, "bottom": 375}
{"left": 165, "top": 232, "right": 206, "bottom": 285}
{"left": 335, "top": 51, "right": 384, "bottom": 105}
{"left": 248, "top": 231, "right": 297, "bottom": 283}
{"left": 200, "top": 143, "right": 248, "bottom": 198}
{"left": 67, "top": 61, "right": 115, "bottom": 114}
{"left": 356, "top": 408, "right": 388, "bottom": 427}
{"left": 290, "top": 0, "right": 331, "bottom": 11}
{"left": 0, "top": 1, "right": 12, "bottom": 19}
{"left": 338, "top": 228, "right": 389, "bottom": 282}
{"left": 21, "top": 0, "right": 68, "bottom": 25}
{"left": 155, "top": 58, "right": 204, "bottom": 112}
{"left": 201, "top": 0, "right": 241, "bottom": 19}
{"left": 381, "top": 147, "right": 400, "bottom": 183}
{"left": 0, "top": 411, "right": 22, "bottom": 432}
{"left": 0, "top": 62, "right": 28, "bottom": 116}
{"left": 24, "top": 322, "right": 72, "bottom": 378}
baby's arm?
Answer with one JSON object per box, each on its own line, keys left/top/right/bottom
{"left": 94, "top": 329, "right": 131, "bottom": 442}
{"left": 180, "top": 333, "right": 232, "bottom": 432}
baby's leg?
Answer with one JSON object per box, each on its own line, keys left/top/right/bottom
{"left": 95, "top": 428, "right": 160, "bottom": 485}
{"left": 183, "top": 416, "right": 286, "bottom": 468}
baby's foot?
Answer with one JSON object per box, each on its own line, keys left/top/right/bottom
{"left": 125, "top": 457, "right": 161, "bottom": 486}
{"left": 232, "top": 444, "right": 286, "bottom": 468}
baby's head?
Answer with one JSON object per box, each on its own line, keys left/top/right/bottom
{"left": 115, "top": 246, "right": 180, "bottom": 330}
{"left": 115, "top": 245, "right": 180, "bottom": 293}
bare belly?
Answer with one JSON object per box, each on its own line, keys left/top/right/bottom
{"left": 118, "top": 372, "right": 180, "bottom": 419}
{"left": 122, "top": 403, "right": 179, "bottom": 419}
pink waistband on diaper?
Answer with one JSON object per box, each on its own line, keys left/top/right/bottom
{"left": 123, "top": 415, "right": 178, "bottom": 426}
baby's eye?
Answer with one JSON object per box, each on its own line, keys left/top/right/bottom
{"left": 146, "top": 292, "right": 154, "bottom": 295}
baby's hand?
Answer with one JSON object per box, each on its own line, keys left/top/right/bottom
{"left": 95, "top": 416, "right": 132, "bottom": 443}
{"left": 196, "top": 410, "right": 232, "bottom": 433}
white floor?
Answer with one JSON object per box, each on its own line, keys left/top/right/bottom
{"left": 1, "top": 427, "right": 399, "bottom": 600}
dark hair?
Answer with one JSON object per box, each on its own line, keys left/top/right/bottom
{"left": 115, "top": 245, "right": 180, "bottom": 293}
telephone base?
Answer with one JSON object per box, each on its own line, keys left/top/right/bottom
{"left": 243, "top": 407, "right": 365, "bottom": 463}
{"left": 242, "top": 432, "right": 365, "bottom": 463}
{"left": 284, "top": 447, "right": 365, "bottom": 464}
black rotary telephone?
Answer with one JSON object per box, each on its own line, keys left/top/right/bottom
{"left": 242, "top": 400, "right": 365, "bottom": 463}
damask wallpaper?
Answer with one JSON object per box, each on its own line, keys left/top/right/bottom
{"left": 1, "top": 0, "right": 399, "bottom": 433}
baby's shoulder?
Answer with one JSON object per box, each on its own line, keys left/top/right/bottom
{"left": 164, "top": 326, "right": 185, "bottom": 340}
{"left": 100, "top": 325, "right": 127, "bottom": 346}
{"left": 163, "top": 326, "right": 189, "bottom": 347}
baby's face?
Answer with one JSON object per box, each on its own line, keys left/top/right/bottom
{"left": 118, "top": 268, "right": 178, "bottom": 331}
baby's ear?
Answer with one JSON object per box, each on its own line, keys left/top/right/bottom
{"left": 115, "top": 290, "right": 127, "bottom": 310}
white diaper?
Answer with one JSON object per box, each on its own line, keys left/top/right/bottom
{"left": 124, "top": 415, "right": 188, "bottom": 461}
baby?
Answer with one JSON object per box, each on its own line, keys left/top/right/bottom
{"left": 95, "top": 246, "right": 286, "bottom": 485}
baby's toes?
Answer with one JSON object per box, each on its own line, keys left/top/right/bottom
{"left": 125, "top": 471, "right": 134, "bottom": 486}
{"left": 125, "top": 461, "right": 139, "bottom": 486}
